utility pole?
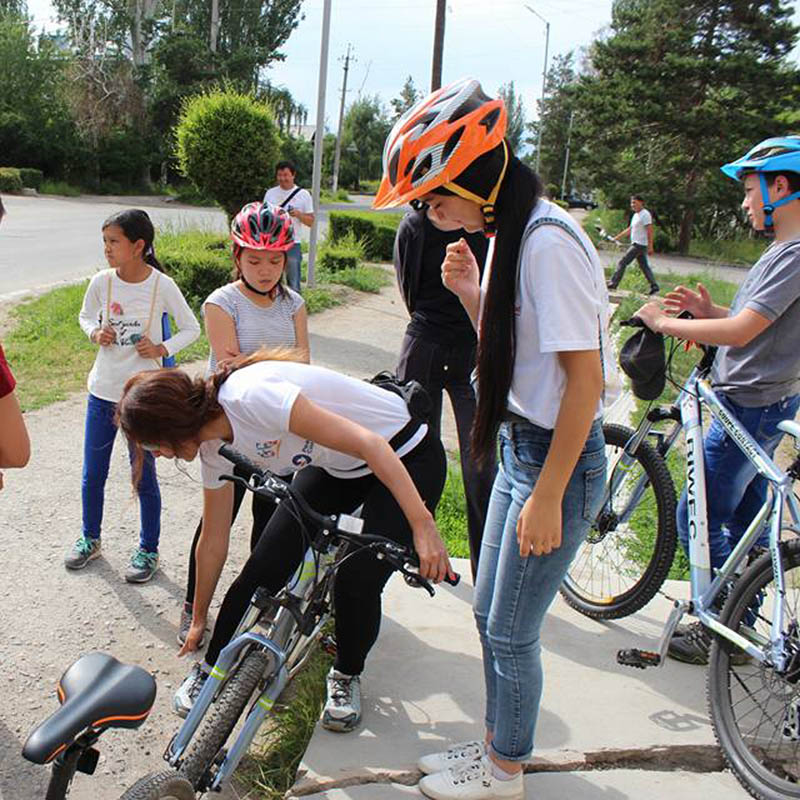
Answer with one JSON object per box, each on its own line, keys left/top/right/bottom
{"left": 307, "top": 0, "right": 332, "bottom": 288}
{"left": 210, "top": 0, "right": 219, "bottom": 52}
{"left": 332, "top": 43, "right": 354, "bottom": 193}
{"left": 560, "top": 109, "right": 574, "bottom": 200}
{"left": 524, "top": 4, "right": 549, "bottom": 174}
{"left": 431, "top": 0, "right": 446, "bottom": 91}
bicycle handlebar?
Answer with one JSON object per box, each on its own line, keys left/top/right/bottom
{"left": 217, "top": 444, "right": 460, "bottom": 595}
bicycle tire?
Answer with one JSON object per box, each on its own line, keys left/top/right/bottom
{"left": 708, "top": 539, "right": 800, "bottom": 800}
{"left": 178, "top": 649, "right": 272, "bottom": 790}
{"left": 120, "top": 770, "right": 195, "bottom": 800}
{"left": 560, "top": 422, "right": 677, "bottom": 619}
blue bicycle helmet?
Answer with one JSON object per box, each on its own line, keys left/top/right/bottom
{"left": 721, "top": 135, "right": 800, "bottom": 229}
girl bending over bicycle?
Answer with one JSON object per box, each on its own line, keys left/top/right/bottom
{"left": 635, "top": 135, "right": 800, "bottom": 665}
{"left": 116, "top": 354, "right": 451, "bottom": 731}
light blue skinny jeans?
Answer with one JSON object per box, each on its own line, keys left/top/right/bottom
{"left": 474, "top": 418, "right": 606, "bottom": 762}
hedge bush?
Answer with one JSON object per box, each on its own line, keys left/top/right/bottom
{"left": 157, "top": 230, "right": 232, "bottom": 311}
{"left": 318, "top": 232, "right": 365, "bottom": 272}
{"left": 18, "top": 168, "right": 44, "bottom": 190}
{"left": 0, "top": 167, "right": 23, "bottom": 192}
{"left": 328, "top": 210, "right": 403, "bottom": 261}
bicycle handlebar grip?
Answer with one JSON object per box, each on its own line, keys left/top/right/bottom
{"left": 218, "top": 444, "right": 264, "bottom": 480}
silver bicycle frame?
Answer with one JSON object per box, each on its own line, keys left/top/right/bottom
{"left": 681, "top": 377, "right": 800, "bottom": 668}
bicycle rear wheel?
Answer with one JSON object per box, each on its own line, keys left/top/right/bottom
{"left": 178, "top": 649, "right": 272, "bottom": 790}
{"left": 708, "top": 539, "right": 800, "bottom": 800}
{"left": 120, "top": 770, "right": 195, "bottom": 800}
{"left": 560, "top": 422, "right": 677, "bottom": 619}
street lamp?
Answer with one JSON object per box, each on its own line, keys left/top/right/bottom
{"left": 524, "top": 4, "right": 550, "bottom": 175}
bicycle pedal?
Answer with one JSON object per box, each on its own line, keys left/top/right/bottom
{"left": 319, "top": 634, "right": 337, "bottom": 656}
{"left": 617, "top": 648, "right": 661, "bottom": 669}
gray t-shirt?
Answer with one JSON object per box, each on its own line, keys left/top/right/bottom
{"left": 711, "top": 237, "right": 800, "bottom": 406}
{"left": 203, "top": 283, "right": 304, "bottom": 373}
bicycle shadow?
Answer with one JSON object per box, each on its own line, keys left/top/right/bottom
{"left": 0, "top": 718, "right": 49, "bottom": 800}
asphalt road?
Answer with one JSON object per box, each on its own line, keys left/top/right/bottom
{"left": 0, "top": 193, "right": 747, "bottom": 302}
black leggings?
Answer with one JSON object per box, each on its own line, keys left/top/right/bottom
{"left": 185, "top": 464, "right": 277, "bottom": 604}
{"left": 203, "top": 432, "right": 447, "bottom": 674}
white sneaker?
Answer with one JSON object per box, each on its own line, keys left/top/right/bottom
{"left": 173, "top": 662, "right": 210, "bottom": 718}
{"left": 418, "top": 740, "right": 486, "bottom": 774}
{"left": 321, "top": 668, "right": 361, "bottom": 732}
{"left": 419, "top": 755, "right": 524, "bottom": 800}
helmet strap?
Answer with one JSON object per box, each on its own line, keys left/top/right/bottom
{"left": 240, "top": 275, "right": 277, "bottom": 298}
{"left": 758, "top": 173, "right": 800, "bottom": 231}
{"left": 443, "top": 140, "right": 510, "bottom": 237}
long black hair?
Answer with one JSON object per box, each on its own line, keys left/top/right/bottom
{"left": 443, "top": 143, "right": 542, "bottom": 465}
{"left": 102, "top": 209, "right": 162, "bottom": 270}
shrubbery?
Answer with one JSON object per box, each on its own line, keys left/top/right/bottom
{"left": 328, "top": 210, "right": 403, "bottom": 261}
{"left": 18, "top": 168, "right": 43, "bottom": 189}
{"left": 175, "top": 90, "right": 280, "bottom": 220}
{"left": 0, "top": 168, "right": 23, "bottom": 192}
{"left": 318, "top": 232, "right": 365, "bottom": 272}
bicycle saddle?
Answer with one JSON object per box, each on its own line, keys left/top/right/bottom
{"left": 22, "top": 652, "right": 156, "bottom": 764}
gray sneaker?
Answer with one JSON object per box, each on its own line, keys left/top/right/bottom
{"left": 178, "top": 601, "right": 207, "bottom": 648}
{"left": 125, "top": 548, "right": 159, "bottom": 583}
{"left": 64, "top": 536, "right": 101, "bottom": 570}
{"left": 174, "top": 662, "right": 210, "bottom": 718}
{"left": 322, "top": 668, "right": 361, "bottom": 732}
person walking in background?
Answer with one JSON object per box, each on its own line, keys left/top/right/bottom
{"left": 393, "top": 206, "right": 496, "bottom": 578}
{"left": 66, "top": 209, "right": 200, "bottom": 582}
{"left": 0, "top": 195, "right": 5, "bottom": 225}
{"left": 263, "top": 161, "right": 314, "bottom": 293}
{"left": 178, "top": 201, "right": 309, "bottom": 646}
{"left": 0, "top": 341, "right": 30, "bottom": 490}
{"left": 607, "top": 194, "right": 659, "bottom": 294}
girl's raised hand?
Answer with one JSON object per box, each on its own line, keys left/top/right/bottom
{"left": 441, "top": 238, "right": 479, "bottom": 300}
{"left": 663, "top": 282, "right": 712, "bottom": 319}
{"left": 135, "top": 335, "right": 167, "bottom": 360}
{"left": 93, "top": 325, "right": 116, "bottom": 346}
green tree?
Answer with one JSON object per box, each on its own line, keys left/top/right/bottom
{"left": 498, "top": 81, "right": 526, "bottom": 153}
{"left": 175, "top": 88, "right": 281, "bottom": 218}
{"left": 390, "top": 75, "right": 420, "bottom": 120}
{"left": 339, "top": 96, "right": 391, "bottom": 190}
{"left": 578, "top": 0, "right": 799, "bottom": 252}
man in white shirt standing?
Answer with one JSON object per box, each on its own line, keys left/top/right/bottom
{"left": 607, "top": 194, "right": 659, "bottom": 295}
{"left": 263, "top": 160, "right": 315, "bottom": 293}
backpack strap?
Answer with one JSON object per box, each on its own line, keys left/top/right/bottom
{"left": 279, "top": 187, "right": 302, "bottom": 208}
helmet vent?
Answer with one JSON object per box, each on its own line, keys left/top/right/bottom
{"left": 447, "top": 98, "right": 479, "bottom": 124}
{"left": 411, "top": 154, "right": 433, "bottom": 184}
{"left": 442, "top": 127, "right": 464, "bottom": 162}
{"left": 388, "top": 149, "right": 401, "bottom": 185}
{"left": 479, "top": 107, "right": 501, "bottom": 133}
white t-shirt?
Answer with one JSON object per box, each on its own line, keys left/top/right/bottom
{"left": 480, "top": 200, "right": 617, "bottom": 430}
{"left": 630, "top": 208, "right": 652, "bottom": 246}
{"left": 78, "top": 268, "right": 201, "bottom": 402}
{"left": 263, "top": 185, "right": 314, "bottom": 230}
{"left": 199, "top": 361, "right": 427, "bottom": 487}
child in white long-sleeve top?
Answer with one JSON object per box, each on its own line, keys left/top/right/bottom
{"left": 68, "top": 209, "right": 201, "bottom": 582}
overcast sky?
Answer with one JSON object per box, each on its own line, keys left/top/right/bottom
{"left": 23, "top": 0, "right": 800, "bottom": 132}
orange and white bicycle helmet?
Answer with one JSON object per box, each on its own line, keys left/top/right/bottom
{"left": 373, "top": 78, "right": 508, "bottom": 217}
{"left": 231, "top": 201, "right": 295, "bottom": 252}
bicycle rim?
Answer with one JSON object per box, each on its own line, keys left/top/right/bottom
{"left": 708, "top": 539, "right": 800, "bottom": 800}
{"left": 561, "top": 423, "right": 677, "bottom": 619}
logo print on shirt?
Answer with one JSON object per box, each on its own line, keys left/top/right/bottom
{"left": 292, "top": 454, "right": 312, "bottom": 468}
{"left": 111, "top": 302, "right": 124, "bottom": 315}
{"left": 255, "top": 440, "right": 281, "bottom": 460}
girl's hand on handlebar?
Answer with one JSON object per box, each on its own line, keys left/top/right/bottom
{"left": 634, "top": 300, "right": 666, "bottom": 333}
{"left": 178, "top": 618, "right": 206, "bottom": 657}
{"left": 412, "top": 517, "right": 454, "bottom": 584}
{"left": 663, "top": 283, "right": 712, "bottom": 319}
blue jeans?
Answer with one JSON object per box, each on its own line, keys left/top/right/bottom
{"left": 82, "top": 394, "right": 161, "bottom": 552}
{"left": 474, "top": 418, "right": 606, "bottom": 762}
{"left": 285, "top": 242, "right": 302, "bottom": 293}
{"left": 677, "top": 393, "right": 800, "bottom": 572}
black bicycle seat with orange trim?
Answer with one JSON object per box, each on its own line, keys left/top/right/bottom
{"left": 22, "top": 652, "right": 156, "bottom": 764}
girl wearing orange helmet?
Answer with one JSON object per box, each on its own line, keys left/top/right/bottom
{"left": 377, "top": 78, "right": 614, "bottom": 800}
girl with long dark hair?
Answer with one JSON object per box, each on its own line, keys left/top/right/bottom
{"left": 374, "top": 78, "right": 614, "bottom": 800}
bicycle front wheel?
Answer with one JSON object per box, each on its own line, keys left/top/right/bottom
{"left": 708, "top": 539, "right": 800, "bottom": 800}
{"left": 560, "top": 422, "right": 677, "bottom": 619}
{"left": 120, "top": 770, "right": 195, "bottom": 800}
{"left": 178, "top": 649, "right": 272, "bottom": 790}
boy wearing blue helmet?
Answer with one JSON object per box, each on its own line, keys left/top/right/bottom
{"left": 635, "top": 136, "right": 800, "bottom": 664}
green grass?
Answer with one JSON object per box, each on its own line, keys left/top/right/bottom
{"left": 319, "top": 264, "right": 392, "bottom": 294}
{"left": 39, "top": 180, "right": 81, "bottom": 197}
{"left": 319, "top": 188, "right": 351, "bottom": 204}
{"left": 688, "top": 236, "right": 766, "bottom": 267}
{"left": 436, "top": 461, "right": 470, "bottom": 558}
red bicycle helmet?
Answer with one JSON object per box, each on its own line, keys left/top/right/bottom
{"left": 231, "top": 202, "right": 295, "bottom": 251}
{"left": 373, "top": 78, "right": 507, "bottom": 210}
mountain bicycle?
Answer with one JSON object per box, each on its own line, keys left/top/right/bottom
{"left": 122, "top": 443, "right": 458, "bottom": 797}
{"left": 560, "top": 319, "right": 693, "bottom": 619}
{"left": 22, "top": 652, "right": 194, "bottom": 799}
{"left": 611, "top": 320, "right": 800, "bottom": 800}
